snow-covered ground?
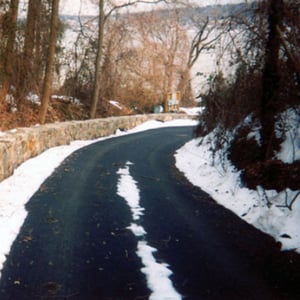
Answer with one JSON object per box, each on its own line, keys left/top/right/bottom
{"left": 176, "top": 107, "right": 300, "bottom": 253}
{"left": 175, "top": 132, "right": 300, "bottom": 253}
{"left": 0, "top": 116, "right": 299, "bottom": 283}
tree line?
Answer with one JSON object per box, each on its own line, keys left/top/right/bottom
{"left": 0, "top": 0, "right": 225, "bottom": 126}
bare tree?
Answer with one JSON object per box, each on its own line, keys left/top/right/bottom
{"left": 178, "top": 12, "right": 225, "bottom": 103}
{"left": 17, "top": 0, "right": 42, "bottom": 103}
{"left": 89, "top": 0, "right": 104, "bottom": 118}
{"left": 39, "top": 0, "right": 60, "bottom": 123}
{"left": 89, "top": 0, "right": 180, "bottom": 118}
{"left": 134, "top": 10, "right": 188, "bottom": 101}
{"left": 0, "top": 0, "right": 19, "bottom": 102}
{"left": 102, "top": 8, "right": 189, "bottom": 112}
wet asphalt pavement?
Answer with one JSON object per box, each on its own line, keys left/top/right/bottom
{"left": 1, "top": 126, "right": 300, "bottom": 300}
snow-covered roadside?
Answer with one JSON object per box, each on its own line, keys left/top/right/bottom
{"left": 175, "top": 131, "right": 300, "bottom": 253}
{"left": 0, "top": 119, "right": 197, "bottom": 278}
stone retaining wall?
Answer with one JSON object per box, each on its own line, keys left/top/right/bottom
{"left": 0, "top": 114, "right": 194, "bottom": 182}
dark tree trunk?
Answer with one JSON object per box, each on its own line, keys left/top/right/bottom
{"left": 39, "top": 0, "right": 59, "bottom": 124}
{"left": 90, "top": 0, "right": 105, "bottom": 119}
{"left": 0, "top": 0, "right": 19, "bottom": 102}
{"left": 18, "top": 0, "right": 42, "bottom": 102}
{"left": 260, "top": 0, "right": 284, "bottom": 160}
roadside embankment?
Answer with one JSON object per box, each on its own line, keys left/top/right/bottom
{"left": 0, "top": 114, "right": 194, "bottom": 182}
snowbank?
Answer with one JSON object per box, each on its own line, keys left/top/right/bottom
{"left": 175, "top": 109, "right": 300, "bottom": 253}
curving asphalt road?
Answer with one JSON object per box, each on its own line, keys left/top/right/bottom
{"left": 1, "top": 126, "right": 300, "bottom": 300}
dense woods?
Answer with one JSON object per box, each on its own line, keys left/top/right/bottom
{"left": 0, "top": 1, "right": 248, "bottom": 125}
{"left": 0, "top": 0, "right": 220, "bottom": 128}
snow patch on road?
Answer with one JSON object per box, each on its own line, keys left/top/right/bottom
{"left": 117, "top": 162, "right": 181, "bottom": 300}
{"left": 137, "top": 241, "right": 181, "bottom": 300}
{"left": 117, "top": 164, "right": 144, "bottom": 221}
